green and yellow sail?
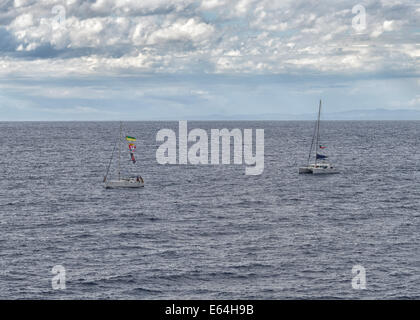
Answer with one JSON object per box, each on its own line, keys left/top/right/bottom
{"left": 125, "top": 136, "right": 136, "bottom": 142}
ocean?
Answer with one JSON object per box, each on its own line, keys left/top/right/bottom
{"left": 0, "top": 121, "right": 419, "bottom": 299}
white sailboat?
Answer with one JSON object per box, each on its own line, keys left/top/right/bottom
{"left": 299, "top": 100, "right": 339, "bottom": 175}
{"left": 103, "top": 122, "right": 144, "bottom": 188}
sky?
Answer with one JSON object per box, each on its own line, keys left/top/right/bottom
{"left": 0, "top": 0, "right": 419, "bottom": 120}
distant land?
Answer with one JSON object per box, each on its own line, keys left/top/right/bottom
{"left": 3, "top": 108, "right": 420, "bottom": 121}
{"left": 182, "top": 109, "right": 420, "bottom": 121}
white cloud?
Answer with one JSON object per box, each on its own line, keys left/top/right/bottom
{"left": 383, "top": 20, "right": 394, "bottom": 31}
{"left": 11, "top": 13, "right": 34, "bottom": 29}
{"left": 0, "top": 0, "right": 418, "bottom": 77}
{"left": 147, "top": 18, "right": 214, "bottom": 44}
{"left": 200, "top": 0, "right": 225, "bottom": 10}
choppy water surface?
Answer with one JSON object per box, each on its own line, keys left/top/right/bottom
{"left": 0, "top": 121, "right": 419, "bottom": 299}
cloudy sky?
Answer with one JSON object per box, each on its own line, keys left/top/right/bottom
{"left": 0, "top": 0, "right": 419, "bottom": 120}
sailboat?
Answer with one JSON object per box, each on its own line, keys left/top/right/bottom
{"left": 103, "top": 122, "right": 145, "bottom": 188}
{"left": 298, "top": 100, "right": 339, "bottom": 174}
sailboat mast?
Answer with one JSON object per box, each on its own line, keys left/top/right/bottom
{"left": 307, "top": 117, "right": 317, "bottom": 164}
{"left": 118, "top": 121, "right": 121, "bottom": 180}
{"left": 314, "top": 99, "right": 321, "bottom": 165}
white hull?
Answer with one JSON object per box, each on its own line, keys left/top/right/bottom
{"left": 312, "top": 168, "right": 339, "bottom": 174}
{"left": 299, "top": 164, "right": 339, "bottom": 175}
{"left": 105, "top": 179, "right": 144, "bottom": 188}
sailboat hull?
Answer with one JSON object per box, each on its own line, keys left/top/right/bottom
{"left": 299, "top": 164, "right": 339, "bottom": 174}
{"left": 299, "top": 167, "right": 313, "bottom": 174}
{"left": 105, "top": 179, "right": 144, "bottom": 188}
{"left": 312, "top": 168, "right": 339, "bottom": 175}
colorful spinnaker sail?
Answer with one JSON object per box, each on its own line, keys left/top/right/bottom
{"left": 126, "top": 137, "right": 137, "bottom": 163}
{"left": 130, "top": 152, "right": 136, "bottom": 164}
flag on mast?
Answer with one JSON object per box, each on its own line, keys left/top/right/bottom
{"left": 125, "top": 136, "right": 136, "bottom": 142}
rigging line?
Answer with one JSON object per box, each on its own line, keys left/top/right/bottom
{"left": 307, "top": 114, "right": 318, "bottom": 164}
{"left": 317, "top": 100, "right": 321, "bottom": 148}
{"left": 103, "top": 134, "right": 119, "bottom": 182}
{"left": 314, "top": 99, "right": 321, "bottom": 166}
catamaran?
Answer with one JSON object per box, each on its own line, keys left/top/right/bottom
{"left": 103, "top": 122, "right": 144, "bottom": 188}
{"left": 299, "top": 100, "right": 339, "bottom": 175}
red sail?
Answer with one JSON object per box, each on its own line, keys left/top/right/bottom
{"left": 130, "top": 152, "right": 136, "bottom": 164}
